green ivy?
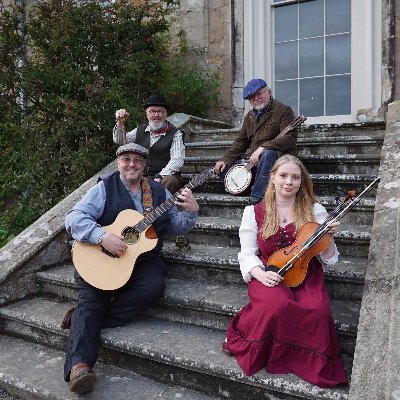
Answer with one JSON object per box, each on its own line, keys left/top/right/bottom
{"left": 0, "top": 0, "right": 220, "bottom": 247}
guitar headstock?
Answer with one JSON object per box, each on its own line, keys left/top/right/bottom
{"left": 288, "top": 115, "right": 307, "bottom": 131}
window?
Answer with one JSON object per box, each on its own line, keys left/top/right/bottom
{"left": 273, "top": 0, "right": 351, "bottom": 117}
{"left": 242, "top": 0, "right": 381, "bottom": 123}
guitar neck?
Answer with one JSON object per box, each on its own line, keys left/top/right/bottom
{"left": 276, "top": 126, "right": 290, "bottom": 139}
{"left": 134, "top": 181, "right": 195, "bottom": 232}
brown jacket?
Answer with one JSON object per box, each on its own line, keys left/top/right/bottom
{"left": 221, "top": 99, "right": 298, "bottom": 165}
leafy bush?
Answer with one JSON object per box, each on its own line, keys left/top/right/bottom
{"left": 0, "top": 0, "right": 220, "bottom": 247}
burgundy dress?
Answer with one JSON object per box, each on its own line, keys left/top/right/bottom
{"left": 226, "top": 204, "right": 347, "bottom": 387}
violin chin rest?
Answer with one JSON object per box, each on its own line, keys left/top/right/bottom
{"left": 268, "top": 265, "right": 279, "bottom": 273}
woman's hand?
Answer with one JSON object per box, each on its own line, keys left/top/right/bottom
{"left": 250, "top": 266, "right": 283, "bottom": 287}
{"left": 326, "top": 219, "right": 340, "bottom": 236}
{"left": 321, "top": 219, "right": 340, "bottom": 258}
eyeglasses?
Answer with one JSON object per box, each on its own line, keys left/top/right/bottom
{"left": 146, "top": 109, "right": 166, "bottom": 115}
{"left": 119, "top": 156, "right": 146, "bottom": 165}
{"left": 248, "top": 89, "right": 269, "bottom": 101}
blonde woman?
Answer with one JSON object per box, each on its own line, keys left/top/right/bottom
{"left": 223, "top": 155, "right": 347, "bottom": 388}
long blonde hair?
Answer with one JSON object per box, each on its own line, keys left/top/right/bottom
{"left": 260, "top": 155, "right": 316, "bottom": 240}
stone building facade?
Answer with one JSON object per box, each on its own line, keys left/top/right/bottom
{"left": 178, "top": 2, "right": 400, "bottom": 400}
{"left": 178, "top": 0, "right": 398, "bottom": 126}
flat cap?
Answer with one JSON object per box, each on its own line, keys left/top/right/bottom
{"left": 116, "top": 143, "right": 149, "bottom": 159}
{"left": 243, "top": 78, "right": 268, "bottom": 99}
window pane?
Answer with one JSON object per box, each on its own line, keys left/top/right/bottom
{"left": 326, "top": 0, "right": 351, "bottom": 34}
{"left": 275, "top": 41, "right": 298, "bottom": 80}
{"left": 275, "top": 80, "right": 298, "bottom": 115}
{"left": 299, "top": 0, "right": 324, "bottom": 38}
{"left": 326, "top": 34, "right": 351, "bottom": 74}
{"left": 326, "top": 75, "right": 351, "bottom": 115}
{"left": 300, "top": 37, "right": 323, "bottom": 78}
{"left": 275, "top": 4, "right": 298, "bottom": 42}
{"left": 300, "top": 78, "right": 324, "bottom": 117}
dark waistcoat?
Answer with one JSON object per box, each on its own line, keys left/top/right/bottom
{"left": 136, "top": 123, "right": 179, "bottom": 174}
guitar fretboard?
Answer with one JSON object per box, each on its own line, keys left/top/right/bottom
{"left": 135, "top": 181, "right": 195, "bottom": 232}
{"left": 121, "top": 168, "right": 213, "bottom": 237}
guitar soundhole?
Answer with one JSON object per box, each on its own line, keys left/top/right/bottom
{"left": 124, "top": 230, "right": 140, "bottom": 245}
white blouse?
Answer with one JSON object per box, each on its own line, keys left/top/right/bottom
{"left": 238, "top": 203, "right": 339, "bottom": 283}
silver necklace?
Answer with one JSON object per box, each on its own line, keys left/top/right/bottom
{"left": 282, "top": 216, "right": 287, "bottom": 224}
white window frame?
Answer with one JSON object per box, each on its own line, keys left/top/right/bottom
{"left": 243, "top": 0, "right": 382, "bottom": 124}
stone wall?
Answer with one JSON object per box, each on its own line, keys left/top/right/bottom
{"left": 175, "top": 0, "right": 233, "bottom": 123}
{"left": 395, "top": 0, "right": 400, "bottom": 100}
{"left": 349, "top": 100, "right": 400, "bottom": 400}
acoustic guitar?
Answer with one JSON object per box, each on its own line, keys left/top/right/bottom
{"left": 72, "top": 168, "right": 215, "bottom": 290}
{"left": 224, "top": 115, "right": 307, "bottom": 195}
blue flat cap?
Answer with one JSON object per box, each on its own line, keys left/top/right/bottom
{"left": 116, "top": 143, "right": 149, "bottom": 159}
{"left": 243, "top": 79, "right": 268, "bottom": 99}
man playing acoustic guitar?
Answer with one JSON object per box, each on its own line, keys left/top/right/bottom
{"left": 62, "top": 143, "right": 199, "bottom": 394}
{"left": 214, "top": 79, "right": 298, "bottom": 205}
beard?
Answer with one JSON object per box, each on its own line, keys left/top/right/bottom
{"left": 253, "top": 100, "right": 268, "bottom": 111}
{"left": 148, "top": 120, "right": 165, "bottom": 131}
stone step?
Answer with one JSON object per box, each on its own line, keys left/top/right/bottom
{"left": 184, "top": 217, "right": 371, "bottom": 258}
{"left": 186, "top": 121, "right": 385, "bottom": 143}
{"left": 297, "top": 135, "right": 384, "bottom": 156}
{"left": 187, "top": 173, "right": 379, "bottom": 197}
{"left": 168, "top": 113, "right": 232, "bottom": 133}
{"left": 0, "top": 334, "right": 219, "bottom": 400}
{"left": 36, "top": 265, "right": 360, "bottom": 355}
{"left": 194, "top": 192, "right": 376, "bottom": 225}
{"left": 185, "top": 135, "right": 384, "bottom": 157}
{"left": 299, "top": 122, "right": 385, "bottom": 139}
{"left": 38, "top": 242, "right": 365, "bottom": 301}
{"left": 0, "top": 297, "right": 350, "bottom": 400}
{"left": 182, "top": 154, "right": 381, "bottom": 175}
{"left": 160, "top": 242, "right": 366, "bottom": 300}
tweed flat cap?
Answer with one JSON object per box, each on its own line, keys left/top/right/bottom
{"left": 116, "top": 143, "right": 149, "bottom": 159}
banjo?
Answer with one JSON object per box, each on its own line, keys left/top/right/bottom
{"left": 224, "top": 115, "right": 307, "bottom": 195}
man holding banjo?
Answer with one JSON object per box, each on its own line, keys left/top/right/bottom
{"left": 214, "top": 79, "right": 298, "bottom": 205}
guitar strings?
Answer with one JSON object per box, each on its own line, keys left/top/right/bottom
{"left": 122, "top": 168, "right": 213, "bottom": 236}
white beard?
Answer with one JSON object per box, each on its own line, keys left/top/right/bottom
{"left": 149, "top": 120, "right": 165, "bottom": 131}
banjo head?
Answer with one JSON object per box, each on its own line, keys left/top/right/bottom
{"left": 224, "top": 164, "right": 253, "bottom": 195}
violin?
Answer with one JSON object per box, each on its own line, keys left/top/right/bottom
{"left": 268, "top": 177, "right": 380, "bottom": 287}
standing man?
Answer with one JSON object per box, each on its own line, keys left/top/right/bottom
{"left": 113, "top": 95, "right": 184, "bottom": 193}
{"left": 214, "top": 79, "right": 298, "bottom": 205}
{"left": 63, "top": 143, "right": 199, "bottom": 394}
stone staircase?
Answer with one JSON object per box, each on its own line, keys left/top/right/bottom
{"left": 0, "top": 115, "right": 385, "bottom": 400}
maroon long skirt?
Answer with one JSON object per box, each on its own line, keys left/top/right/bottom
{"left": 226, "top": 260, "right": 348, "bottom": 387}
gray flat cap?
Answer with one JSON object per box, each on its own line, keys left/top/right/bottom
{"left": 116, "top": 143, "right": 149, "bottom": 159}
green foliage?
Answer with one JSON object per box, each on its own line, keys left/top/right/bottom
{"left": 0, "top": 0, "right": 220, "bottom": 247}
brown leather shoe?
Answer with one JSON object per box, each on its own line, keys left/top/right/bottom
{"left": 60, "top": 307, "right": 75, "bottom": 329}
{"left": 69, "top": 362, "right": 96, "bottom": 394}
{"left": 222, "top": 340, "right": 233, "bottom": 356}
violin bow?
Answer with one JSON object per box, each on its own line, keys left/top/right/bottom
{"left": 304, "top": 177, "right": 380, "bottom": 249}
